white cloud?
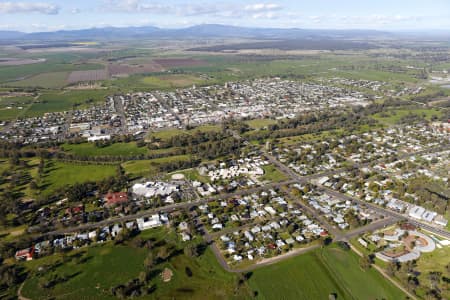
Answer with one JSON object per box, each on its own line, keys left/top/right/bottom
{"left": 0, "top": 2, "right": 59, "bottom": 14}
{"left": 101, "top": 1, "right": 283, "bottom": 20}
{"left": 244, "top": 3, "right": 282, "bottom": 12}
{"left": 338, "top": 14, "right": 422, "bottom": 26}
{"left": 252, "top": 12, "right": 278, "bottom": 20}
{"left": 102, "top": 0, "right": 171, "bottom": 13}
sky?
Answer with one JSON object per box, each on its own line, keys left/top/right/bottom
{"left": 0, "top": 0, "right": 449, "bottom": 32}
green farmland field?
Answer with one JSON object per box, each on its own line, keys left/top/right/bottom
{"left": 0, "top": 62, "right": 103, "bottom": 84}
{"left": 8, "top": 71, "right": 69, "bottom": 89}
{"left": 24, "top": 90, "right": 111, "bottom": 116}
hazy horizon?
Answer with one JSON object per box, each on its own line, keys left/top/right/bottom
{"left": 0, "top": 0, "right": 449, "bottom": 33}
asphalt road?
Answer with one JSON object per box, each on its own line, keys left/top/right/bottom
{"left": 42, "top": 179, "right": 295, "bottom": 237}
{"left": 33, "top": 132, "right": 450, "bottom": 274}
{"left": 264, "top": 147, "right": 450, "bottom": 240}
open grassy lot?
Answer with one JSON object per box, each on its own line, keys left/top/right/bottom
{"left": 321, "top": 246, "right": 405, "bottom": 299}
{"left": 0, "top": 158, "right": 9, "bottom": 174}
{"left": 21, "top": 227, "right": 250, "bottom": 300}
{"left": 0, "top": 158, "right": 40, "bottom": 201}
{"left": 21, "top": 243, "right": 149, "bottom": 299}
{"left": 274, "top": 124, "right": 379, "bottom": 147}
{"left": 248, "top": 245, "right": 406, "bottom": 300}
{"left": 0, "top": 107, "right": 24, "bottom": 121}
{"left": 41, "top": 160, "right": 116, "bottom": 195}
{"left": 8, "top": 71, "right": 69, "bottom": 89}
{"left": 0, "top": 95, "right": 34, "bottom": 121}
{"left": 122, "top": 155, "right": 192, "bottom": 178}
{"left": 109, "top": 73, "right": 211, "bottom": 91}
{"left": 446, "top": 213, "right": 450, "bottom": 231}
{"left": 62, "top": 142, "right": 148, "bottom": 157}
{"left": 149, "top": 124, "right": 221, "bottom": 141}
{"left": 372, "top": 108, "right": 443, "bottom": 125}
{"left": 0, "top": 95, "right": 35, "bottom": 106}
{"left": 332, "top": 69, "right": 419, "bottom": 83}
{"left": 245, "top": 118, "right": 277, "bottom": 130}
{"left": 259, "top": 165, "right": 288, "bottom": 182}
{"left": 151, "top": 247, "right": 249, "bottom": 299}
{"left": 140, "top": 74, "right": 207, "bottom": 89}
{"left": 24, "top": 90, "right": 111, "bottom": 116}
{"left": 167, "top": 168, "right": 210, "bottom": 183}
{"left": 413, "top": 246, "right": 450, "bottom": 299}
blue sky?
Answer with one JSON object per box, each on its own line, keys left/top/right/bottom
{"left": 0, "top": 0, "right": 449, "bottom": 32}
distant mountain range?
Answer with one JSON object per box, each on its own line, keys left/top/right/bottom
{"left": 0, "top": 24, "right": 392, "bottom": 41}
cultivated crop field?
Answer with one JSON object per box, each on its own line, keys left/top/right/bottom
{"left": 108, "top": 62, "right": 164, "bottom": 77}
{"left": 139, "top": 74, "right": 207, "bottom": 89}
{"left": 24, "top": 90, "right": 111, "bottom": 117}
{"left": 0, "top": 61, "right": 104, "bottom": 84}
{"left": 153, "top": 58, "right": 207, "bottom": 68}
{"left": 67, "top": 69, "right": 109, "bottom": 84}
{"left": 0, "top": 58, "right": 46, "bottom": 66}
{"left": 9, "top": 71, "right": 69, "bottom": 89}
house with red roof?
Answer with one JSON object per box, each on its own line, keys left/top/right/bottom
{"left": 104, "top": 192, "right": 129, "bottom": 207}
{"left": 15, "top": 247, "right": 34, "bottom": 261}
